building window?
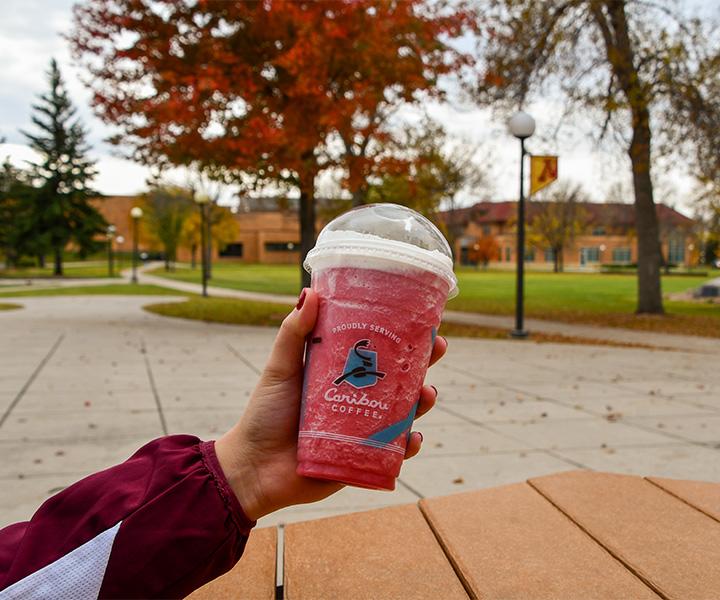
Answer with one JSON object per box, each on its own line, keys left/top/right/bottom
{"left": 219, "top": 243, "right": 243, "bottom": 257}
{"left": 544, "top": 248, "right": 555, "bottom": 262}
{"left": 505, "top": 247, "right": 511, "bottom": 261}
{"left": 580, "top": 247, "right": 600, "bottom": 264}
{"left": 668, "top": 238, "right": 685, "bottom": 264}
{"left": 612, "top": 247, "right": 631, "bottom": 263}
{"left": 482, "top": 224, "right": 491, "bottom": 236}
{"left": 265, "top": 241, "right": 299, "bottom": 252}
{"left": 524, "top": 248, "right": 535, "bottom": 262}
{"left": 458, "top": 237, "right": 473, "bottom": 266}
{"left": 592, "top": 226, "right": 606, "bottom": 236}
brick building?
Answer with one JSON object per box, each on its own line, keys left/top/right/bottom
{"left": 92, "top": 195, "right": 142, "bottom": 254}
{"left": 95, "top": 195, "right": 696, "bottom": 268}
{"left": 443, "top": 200, "right": 696, "bottom": 269}
{"left": 94, "top": 195, "right": 303, "bottom": 264}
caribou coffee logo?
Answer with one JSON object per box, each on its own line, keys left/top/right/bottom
{"left": 333, "top": 339, "right": 386, "bottom": 389}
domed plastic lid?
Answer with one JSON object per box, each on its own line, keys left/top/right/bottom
{"left": 304, "top": 203, "right": 458, "bottom": 298}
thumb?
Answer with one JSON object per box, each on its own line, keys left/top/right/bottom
{"left": 262, "top": 288, "right": 319, "bottom": 381}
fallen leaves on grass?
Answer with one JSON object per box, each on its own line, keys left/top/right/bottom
{"left": 530, "top": 310, "right": 720, "bottom": 339}
{"left": 438, "top": 322, "right": 661, "bottom": 349}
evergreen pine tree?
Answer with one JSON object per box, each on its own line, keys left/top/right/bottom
{"left": 0, "top": 157, "right": 33, "bottom": 267}
{"left": 21, "top": 58, "right": 106, "bottom": 275}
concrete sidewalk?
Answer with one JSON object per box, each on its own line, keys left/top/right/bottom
{"left": 1, "top": 295, "right": 718, "bottom": 530}
{"left": 138, "top": 268, "right": 298, "bottom": 305}
{"left": 0, "top": 276, "right": 128, "bottom": 292}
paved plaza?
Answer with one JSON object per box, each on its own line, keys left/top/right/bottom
{"left": 1, "top": 296, "right": 719, "bottom": 530}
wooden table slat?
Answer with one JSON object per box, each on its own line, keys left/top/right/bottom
{"left": 530, "top": 470, "right": 720, "bottom": 600}
{"left": 420, "top": 481, "right": 658, "bottom": 600}
{"left": 647, "top": 476, "right": 720, "bottom": 523}
{"left": 187, "top": 526, "right": 277, "bottom": 600}
{"left": 284, "top": 503, "right": 468, "bottom": 600}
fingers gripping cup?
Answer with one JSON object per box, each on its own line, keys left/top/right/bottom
{"left": 297, "top": 204, "right": 458, "bottom": 490}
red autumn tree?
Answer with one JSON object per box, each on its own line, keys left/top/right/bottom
{"left": 69, "top": 0, "right": 475, "bottom": 287}
{"left": 468, "top": 235, "right": 500, "bottom": 269}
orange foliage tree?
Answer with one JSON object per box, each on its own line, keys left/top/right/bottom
{"left": 69, "top": 0, "right": 475, "bottom": 287}
{"left": 468, "top": 235, "right": 500, "bottom": 269}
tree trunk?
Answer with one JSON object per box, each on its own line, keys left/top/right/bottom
{"left": 553, "top": 247, "right": 560, "bottom": 273}
{"left": 351, "top": 188, "right": 364, "bottom": 208}
{"left": 298, "top": 167, "right": 317, "bottom": 290}
{"left": 206, "top": 241, "right": 212, "bottom": 280}
{"left": 592, "top": 1, "right": 663, "bottom": 313}
{"left": 7, "top": 249, "right": 18, "bottom": 268}
{"left": 558, "top": 247, "right": 564, "bottom": 273}
{"left": 191, "top": 244, "right": 197, "bottom": 269}
{"left": 629, "top": 113, "right": 663, "bottom": 313}
{"left": 205, "top": 213, "right": 213, "bottom": 280}
{"left": 38, "top": 254, "right": 46, "bottom": 268}
{"left": 53, "top": 246, "right": 63, "bottom": 276}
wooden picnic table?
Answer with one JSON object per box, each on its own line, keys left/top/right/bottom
{"left": 188, "top": 470, "right": 720, "bottom": 599}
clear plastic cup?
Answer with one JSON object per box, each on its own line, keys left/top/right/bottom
{"left": 297, "top": 204, "right": 458, "bottom": 490}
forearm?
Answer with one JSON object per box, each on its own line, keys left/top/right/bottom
{"left": 215, "top": 425, "right": 269, "bottom": 521}
{"left": 0, "top": 435, "right": 256, "bottom": 599}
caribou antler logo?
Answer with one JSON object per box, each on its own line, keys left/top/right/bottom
{"left": 333, "top": 339, "right": 386, "bottom": 389}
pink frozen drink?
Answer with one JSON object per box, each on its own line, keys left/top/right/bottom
{"left": 297, "top": 204, "right": 457, "bottom": 490}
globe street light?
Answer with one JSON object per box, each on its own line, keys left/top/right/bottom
{"left": 106, "top": 224, "right": 117, "bottom": 277}
{"left": 130, "top": 206, "right": 143, "bottom": 283}
{"left": 508, "top": 111, "right": 536, "bottom": 339}
{"left": 195, "top": 195, "right": 211, "bottom": 297}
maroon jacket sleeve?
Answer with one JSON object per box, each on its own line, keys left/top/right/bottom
{"left": 0, "top": 435, "right": 256, "bottom": 599}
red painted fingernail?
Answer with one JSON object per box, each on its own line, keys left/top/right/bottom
{"left": 441, "top": 336, "right": 448, "bottom": 347}
{"left": 418, "top": 432, "right": 424, "bottom": 443}
{"left": 296, "top": 288, "right": 307, "bottom": 310}
{"left": 431, "top": 385, "right": 438, "bottom": 397}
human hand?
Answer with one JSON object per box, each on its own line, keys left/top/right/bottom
{"left": 215, "top": 288, "right": 448, "bottom": 521}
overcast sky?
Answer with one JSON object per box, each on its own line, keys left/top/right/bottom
{"left": 1, "top": 0, "right": 717, "bottom": 214}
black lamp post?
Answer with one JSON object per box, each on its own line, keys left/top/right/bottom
{"left": 508, "top": 111, "right": 536, "bottom": 339}
{"left": 130, "top": 206, "right": 143, "bottom": 283}
{"left": 106, "top": 224, "right": 116, "bottom": 278}
{"left": 195, "top": 194, "right": 210, "bottom": 297}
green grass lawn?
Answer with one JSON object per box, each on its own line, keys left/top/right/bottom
{"left": 150, "top": 263, "right": 300, "bottom": 295}
{"left": 449, "top": 268, "right": 710, "bottom": 315}
{"left": 0, "top": 284, "right": 186, "bottom": 298}
{"left": 150, "top": 263, "right": 719, "bottom": 334}
{"left": 0, "top": 302, "right": 22, "bottom": 310}
{"left": 152, "top": 262, "right": 712, "bottom": 313}
{"left": 0, "top": 260, "right": 127, "bottom": 279}
{"left": 449, "top": 269, "right": 720, "bottom": 337}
